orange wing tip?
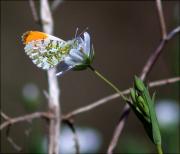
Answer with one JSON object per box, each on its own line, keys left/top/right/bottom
{"left": 22, "top": 31, "right": 48, "bottom": 44}
{"left": 22, "top": 31, "right": 31, "bottom": 44}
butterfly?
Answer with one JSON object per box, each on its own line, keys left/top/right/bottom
{"left": 22, "top": 31, "right": 94, "bottom": 76}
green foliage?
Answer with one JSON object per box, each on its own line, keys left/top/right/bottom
{"left": 130, "top": 76, "right": 162, "bottom": 153}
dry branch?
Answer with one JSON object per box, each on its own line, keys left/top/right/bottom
{"left": 51, "top": 0, "right": 63, "bottom": 11}
{"left": 156, "top": 0, "right": 167, "bottom": 39}
{"left": 0, "top": 112, "right": 53, "bottom": 130}
{"left": 141, "top": 26, "right": 180, "bottom": 81}
{"left": 63, "top": 76, "right": 180, "bottom": 120}
{"left": 1, "top": 1, "right": 179, "bottom": 154}
{"left": 107, "top": 105, "right": 130, "bottom": 154}
{"left": 63, "top": 120, "right": 80, "bottom": 154}
{"left": 40, "top": 0, "right": 61, "bottom": 154}
{"left": 29, "top": 0, "right": 39, "bottom": 23}
{"left": 106, "top": 0, "right": 180, "bottom": 150}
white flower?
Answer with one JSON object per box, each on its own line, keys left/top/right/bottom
{"left": 42, "top": 127, "right": 102, "bottom": 154}
{"left": 59, "top": 127, "right": 102, "bottom": 154}
{"left": 155, "top": 99, "right": 179, "bottom": 127}
{"left": 56, "top": 32, "right": 94, "bottom": 76}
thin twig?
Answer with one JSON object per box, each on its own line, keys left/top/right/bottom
{"left": 148, "top": 76, "right": 180, "bottom": 87}
{"left": 0, "top": 112, "right": 53, "bottom": 130}
{"left": 1, "top": 111, "right": 10, "bottom": 120}
{"left": 28, "top": 1, "right": 61, "bottom": 153}
{"left": 141, "top": 26, "right": 180, "bottom": 81}
{"left": 63, "top": 27, "right": 180, "bottom": 121}
{"left": 6, "top": 126, "right": 22, "bottom": 152}
{"left": 156, "top": 0, "right": 167, "bottom": 39}
{"left": 40, "top": 0, "right": 61, "bottom": 154}
{"left": 63, "top": 120, "right": 80, "bottom": 154}
{"left": 106, "top": 21, "right": 180, "bottom": 153}
{"left": 43, "top": 90, "right": 50, "bottom": 100}
{"left": 29, "top": 0, "right": 39, "bottom": 23}
{"left": 107, "top": 105, "right": 130, "bottom": 154}
{"left": 166, "top": 26, "right": 180, "bottom": 40}
{"left": 7, "top": 136, "right": 22, "bottom": 151}
{"left": 51, "top": 0, "right": 63, "bottom": 11}
{"left": 63, "top": 76, "right": 180, "bottom": 120}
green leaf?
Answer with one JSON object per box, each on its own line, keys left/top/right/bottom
{"left": 142, "top": 87, "right": 161, "bottom": 145}
{"left": 131, "top": 76, "right": 162, "bottom": 148}
{"left": 130, "top": 88, "right": 136, "bottom": 103}
{"left": 134, "top": 76, "right": 144, "bottom": 92}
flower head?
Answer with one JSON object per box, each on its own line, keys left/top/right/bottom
{"left": 56, "top": 32, "right": 94, "bottom": 76}
{"left": 65, "top": 32, "right": 94, "bottom": 69}
{"left": 42, "top": 126, "right": 102, "bottom": 154}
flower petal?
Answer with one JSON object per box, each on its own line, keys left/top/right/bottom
{"left": 69, "top": 49, "right": 84, "bottom": 62}
{"left": 56, "top": 61, "right": 76, "bottom": 76}
{"left": 83, "top": 32, "right": 90, "bottom": 56}
{"left": 64, "top": 56, "right": 77, "bottom": 66}
{"left": 89, "top": 44, "right": 94, "bottom": 61}
{"left": 56, "top": 65, "right": 74, "bottom": 76}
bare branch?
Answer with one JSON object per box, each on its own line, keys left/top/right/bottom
{"left": 107, "top": 105, "right": 130, "bottom": 154}
{"left": 40, "top": 0, "right": 54, "bottom": 34}
{"left": 63, "top": 120, "right": 80, "bottom": 154}
{"left": 156, "top": 0, "right": 167, "bottom": 39}
{"left": 40, "top": 0, "right": 61, "bottom": 154}
{"left": 29, "top": 0, "right": 39, "bottom": 23}
{"left": 106, "top": 24, "right": 180, "bottom": 152}
{"left": 51, "top": 0, "right": 63, "bottom": 11}
{"left": 64, "top": 75, "right": 180, "bottom": 154}
{"left": 7, "top": 136, "right": 22, "bottom": 152}
{"left": 140, "top": 26, "right": 180, "bottom": 81}
{"left": 63, "top": 90, "right": 128, "bottom": 120}
{"left": 166, "top": 26, "right": 180, "bottom": 40}
{"left": 0, "top": 112, "right": 53, "bottom": 131}
{"left": 63, "top": 76, "right": 180, "bottom": 120}
{"left": 2, "top": 1, "right": 178, "bottom": 153}
{"left": 43, "top": 90, "right": 50, "bottom": 100}
{"left": 1, "top": 111, "right": 10, "bottom": 120}
{"left": 149, "top": 76, "right": 180, "bottom": 87}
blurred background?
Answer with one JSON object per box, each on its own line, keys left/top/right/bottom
{"left": 1, "top": 0, "right": 179, "bottom": 153}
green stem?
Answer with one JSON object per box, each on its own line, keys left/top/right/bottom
{"left": 157, "top": 144, "right": 163, "bottom": 154}
{"left": 88, "top": 65, "right": 129, "bottom": 102}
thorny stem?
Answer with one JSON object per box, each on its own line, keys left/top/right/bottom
{"left": 88, "top": 65, "right": 130, "bottom": 103}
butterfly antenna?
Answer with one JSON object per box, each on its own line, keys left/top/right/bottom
{"left": 78, "top": 27, "right": 89, "bottom": 37}
{"left": 75, "top": 27, "right": 79, "bottom": 39}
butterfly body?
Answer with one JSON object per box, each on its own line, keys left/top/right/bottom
{"left": 22, "top": 31, "right": 93, "bottom": 75}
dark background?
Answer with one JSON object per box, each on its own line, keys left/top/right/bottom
{"left": 1, "top": 0, "right": 179, "bottom": 153}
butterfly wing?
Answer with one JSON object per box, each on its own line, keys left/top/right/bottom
{"left": 24, "top": 39, "right": 68, "bottom": 70}
{"left": 56, "top": 62, "right": 75, "bottom": 76}
{"left": 22, "top": 31, "right": 79, "bottom": 76}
